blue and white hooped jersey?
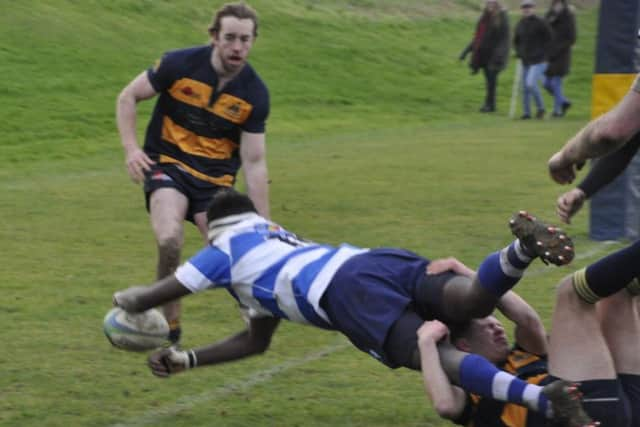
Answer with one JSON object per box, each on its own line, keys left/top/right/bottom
{"left": 175, "top": 213, "right": 367, "bottom": 328}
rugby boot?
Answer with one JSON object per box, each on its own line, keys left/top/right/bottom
{"left": 509, "top": 211, "right": 574, "bottom": 266}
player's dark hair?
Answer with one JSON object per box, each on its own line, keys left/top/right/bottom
{"left": 209, "top": 2, "right": 259, "bottom": 38}
{"left": 448, "top": 320, "right": 473, "bottom": 344}
{"left": 206, "top": 188, "right": 257, "bottom": 223}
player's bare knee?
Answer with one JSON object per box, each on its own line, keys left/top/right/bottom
{"left": 555, "top": 274, "right": 582, "bottom": 306}
{"left": 157, "top": 236, "right": 182, "bottom": 266}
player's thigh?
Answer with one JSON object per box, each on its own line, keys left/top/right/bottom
{"left": 149, "top": 187, "right": 189, "bottom": 242}
{"left": 383, "top": 309, "right": 423, "bottom": 370}
{"left": 548, "top": 276, "right": 616, "bottom": 381}
{"left": 597, "top": 292, "right": 640, "bottom": 375}
{"left": 193, "top": 211, "right": 209, "bottom": 242}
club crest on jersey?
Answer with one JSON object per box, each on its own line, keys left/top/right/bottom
{"left": 212, "top": 94, "right": 252, "bottom": 124}
{"left": 152, "top": 171, "right": 173, "bottom": 182}
{"left": 180, "top": 86, "right": 201, "bottom": 100}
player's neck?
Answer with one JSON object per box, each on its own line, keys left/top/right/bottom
{"left": 207, "top": 212, "right": 262, "bottom": 241}
{"left": 210, "top": 52, "right": 243, "bottom": 90}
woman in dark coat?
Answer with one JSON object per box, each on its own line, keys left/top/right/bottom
{"left": 460, "top": 0, "right": 510, "bottom": 112}
{"left": 544, "top": 0, "right": 576, "bottom": 117}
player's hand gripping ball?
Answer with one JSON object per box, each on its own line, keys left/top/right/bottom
{"left": 103, "top": 307, "right": 169, "bottom": 351}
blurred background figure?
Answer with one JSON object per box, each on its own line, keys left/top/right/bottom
{"left": 459, "top": 0, "right": 510, "bottom": 113}
{"left": 544, "top": 0, "right": 577, "bottom": 117}
{"left": 514, "top": 0, "right": 552, "bottom": 119}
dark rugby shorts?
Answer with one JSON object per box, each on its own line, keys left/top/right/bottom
{"left": 143, "top": 163, "right": 225, "bottom": 223}
{"left": 548, "top": 375, "right": 633, "bottom": 427}
{"left": 382, "top": 270, "right": 460, "bottom": 369}
{"left": 320, "top": 248, "right": 428, "bottom": 368}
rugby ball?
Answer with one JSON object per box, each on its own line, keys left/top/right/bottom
{"left": 103, "top": 307, "right": 169, "bottom": 351}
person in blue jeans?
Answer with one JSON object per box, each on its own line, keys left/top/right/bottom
{"left": 544, "top": 0, "right": 577, "bottom": 117}
{"left": 514, "top": 0, "right": 553, "bottom": 119}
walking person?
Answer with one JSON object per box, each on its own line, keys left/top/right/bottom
{"left": 459, "top": 0, "right": 510, "bottom": 113}
{"left": 514, "top": 0, "right": 553, "bottom": 119}
{"left": 544, "top": 0, "right": 577, "bottom": 117}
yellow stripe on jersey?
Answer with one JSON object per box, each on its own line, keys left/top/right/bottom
{"left": 158, "top": 155, "right": 234, "bottom": 186}
{"left": 500, "top": 403, "right": 527, "bottom": 427}
{"left": 168, "top": 78, "right": 212, "bottom": 108}
{"left": 504, "top": 350, "right": 542, "bottom": 372}
{"left": 572, "top": 268, "right": 600, "bottom": 304}
{"left": 161, "top": 116, "right": 238, "bottom": 159}
{"left": 210, "top": 93, "right": 253, "bottom": 124}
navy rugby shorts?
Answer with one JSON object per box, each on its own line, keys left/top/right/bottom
{"left": 143, "top": 163, "right": 225, "bottom": 223}
{"left": 548, "top": 375, "right": 635, "bottom": 427}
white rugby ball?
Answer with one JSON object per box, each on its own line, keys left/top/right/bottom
{"left": 103, "top": 307, "right": 169, "bottom": 352}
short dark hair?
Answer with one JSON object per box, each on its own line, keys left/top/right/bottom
{"left": 209, "top": 2, "right": 259, "bottom": 38}
{"left": 206, "top": 188, "right": 257, "bottom": 223}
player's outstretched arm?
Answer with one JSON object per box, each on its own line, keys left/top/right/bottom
{"left": 148, "top": 317, "right": 280, "bottom": 377}
{"left": 113, "top": 274, "right": 192, "bottom": 313}
{"left": 548, "top": 85, "right": 640, "bottom": 184}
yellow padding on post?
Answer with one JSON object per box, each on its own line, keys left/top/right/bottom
{"left": 591, "top": 73, "right": 637, "bottom": 119}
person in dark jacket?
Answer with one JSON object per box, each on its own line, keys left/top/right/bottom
{"left": 544, "top": 0, "right": 577, "bottom": 117}
{"left": 514, "top": 0, "right": 553, "bottom": 119}
{"left": 459, "top": 0, "right": 510, "bottom": 113}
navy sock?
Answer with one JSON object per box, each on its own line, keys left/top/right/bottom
{"left": 458, "top": 354, "right": 551, "bottom": 416}
{"left": 574, "top": 240, "right": 640, "bottom": 303}
{"left": 476, "top": 240, "right": 533, "bottom": 297}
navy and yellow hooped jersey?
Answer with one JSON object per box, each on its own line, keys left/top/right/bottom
{"left": 456, "top": 348, "right": 557, "bottom": 427}
{"left": 145, "top": 45, "right": 269, "bottom": 189}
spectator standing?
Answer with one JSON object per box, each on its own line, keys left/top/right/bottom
{"left": 459, "top": 0, "right": 510, "bottom": 113}
{"left": 544, "top": 0, "right": 577, "bottom": 117}
{"left": 514, "top": 0, "right": 553, "bottom": 119}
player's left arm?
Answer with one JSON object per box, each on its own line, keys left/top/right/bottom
{"left": 113, "top": 275, "right": 191, "bottom": 314}
{"left": 240, "top": 131, "right": 270, "bottom": 219}
{"left": 496, "top": 291, "right": 547, "bottom": 355}
{"left": 148, "top": 316, "right": 280, "bottom": 377}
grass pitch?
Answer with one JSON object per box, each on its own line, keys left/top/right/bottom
{"left": 0, "top": 2, "right": 621, "bottom": 427}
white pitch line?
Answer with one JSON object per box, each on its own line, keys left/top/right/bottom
{"left": 110, "top": 340, "right": 350, "bottom": 427}
{"left": 110, "top": 241, "right": 624, "bottom": 427}
{"left": 523, "top": 240, "right": 622, "bottom": 278}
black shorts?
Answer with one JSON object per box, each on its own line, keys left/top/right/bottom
{"left": 619, "top": 374, "right": 640, "bottom": 426}
{"left": 548, "top": 375, "right": 634, "bottom": 427}
{"left": 413, "top": 270, "right": 460, "bottom": 325}
{"left": 143, "top": 163, "right": 226, "bottom": 223}
{"left": 381, "top": 270, "right": 460, "bottom": 370}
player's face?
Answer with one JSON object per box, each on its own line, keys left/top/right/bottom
{"left": 213, "top": 16, "right": 255, "bottom": 74}
{"left": 466, "top": 316, "right": 510, "bottom": 363}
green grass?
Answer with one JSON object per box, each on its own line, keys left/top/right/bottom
{"left": 0, "top": 2, "right": 623, "bottom": 427}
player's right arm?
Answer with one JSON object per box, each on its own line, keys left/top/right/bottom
{"left": 148, "top": 316, "right": 280, "bottom": 378}
{"left": 548, "top": 77, "right": 640, "bottom": 184}
{"left": 417, "top": 321, "right": 468, "bottom": 421}
{"left": 116, "top": 71, "right": 158, "bottom": 183}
